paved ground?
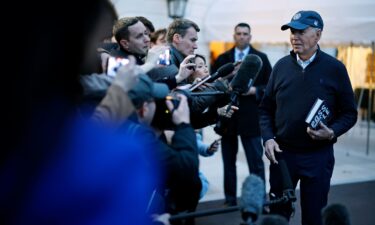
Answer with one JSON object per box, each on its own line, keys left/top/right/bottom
{"left": 195, "top": 180, "right": 375, "bottom": 225}
{"left": 198, "top": 120, "right": 375, "bottom": 203}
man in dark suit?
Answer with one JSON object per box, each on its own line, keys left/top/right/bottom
{"left": 211, "top": 22, "right": 272, "bottom": 206}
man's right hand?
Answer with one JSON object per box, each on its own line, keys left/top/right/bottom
{"left": 166, "top": 93, "right": 190, "bottom": 125}
{"left": 264, "top": 139, "right": 282, "bottom": 164}
{"left": 217, "top": 105, "right": 239, "bottom": 118}
{"left": 208, "top": 138, "right": 220, "bottom": 154}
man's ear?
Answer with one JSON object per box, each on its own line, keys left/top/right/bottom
{"left": 137, "top": 102, "right": 148, "bottom": 118}
{"left": 316, "top": 29, "right": 322, "bottom": 41}
{"left": 135, "top": 105, "right": 145, "bottom": 118}
{"left": 119, "top": 39, "right": 129, "bottom": 50}
{"left": 172, "top": 33, "right": 181, "bottom": 44}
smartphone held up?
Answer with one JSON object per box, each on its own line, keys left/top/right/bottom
{"left": 157, "top": 49, "right": 171, "bottom": 66}
{"left": 106, "top": 56, "right": 130, "bottom": 77}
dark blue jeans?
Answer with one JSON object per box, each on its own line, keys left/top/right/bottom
{"left": 221, "top": 135, "right": 265, "bottom": 204}
{"left": 269, "top": 146, "right": 335, "bottom": 225}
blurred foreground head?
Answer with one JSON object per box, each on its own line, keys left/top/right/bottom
{"left": 3, "top": 2, "right": 158, "bottom": 225}
{"left": 3, "top": 0, "right": 119, "bottom": 204}
{"left": 6, "top": 0, "right": 117, "bottom": 155}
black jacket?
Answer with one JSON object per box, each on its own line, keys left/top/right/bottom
{"left": 120, "top": 118, "right": 201, "bottom": 214}
{"left": 211, "top": 45, "right": 272, "bottom": 136}
{"left": 158, "top": 123, "right": 201, "bottom": 213}
{"left": 147, "top": 46, "right": 186, "bottom": 90}
{"left": 110, "top": 46, "right": 145, "bottom": 65}
{"left": 189, "top": 80, "right": 230, "bottom": 129}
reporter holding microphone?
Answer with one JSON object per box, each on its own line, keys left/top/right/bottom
{"left": 179, "top": 54, "right": 238, "bottom": 128}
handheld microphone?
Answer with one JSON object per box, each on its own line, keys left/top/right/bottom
{"left": 240, "top": 174, "right": 265, "bottom": 224}
{"left": 230, "top": 54, "right": 263, "bottom": 94}
{"left": 227, "top": 54, "right": 262, "bottom": 112}
{"left": 214, "top": 54, "right": 263, "bottom": 135}
{"left": 189, "top": 63, "right": 234, "bottom": 91}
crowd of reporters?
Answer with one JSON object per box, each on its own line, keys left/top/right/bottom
{"left": 85, "top": 14, "right": 246, "bottom": 225}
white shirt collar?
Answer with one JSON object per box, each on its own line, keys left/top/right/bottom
{"left": 296, "top": 52, "right": 317, "bottom": 69}
{"left": 235, "top": 46, "right": 250, "bottom": 61}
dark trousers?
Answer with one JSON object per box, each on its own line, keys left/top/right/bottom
{"left": 221, "top": 135, "right": 265, "bottom": 204}
{"left": 269, "top": 147, "right": 335, "bottom": 225}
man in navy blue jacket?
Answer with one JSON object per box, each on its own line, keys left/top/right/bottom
{"left": 259, "top": 11, "right": 357, "bottom": 225}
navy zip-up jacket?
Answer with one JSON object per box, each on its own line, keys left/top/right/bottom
{"left": 259, "top": 48, "right": 357, "bottom": 152}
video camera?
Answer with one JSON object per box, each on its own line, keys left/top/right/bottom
{"left": 151, "top": 91, "right": 186, "bottom": 130}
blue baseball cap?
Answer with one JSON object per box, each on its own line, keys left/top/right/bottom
{"left": 281, "top": 10, "right": 324, "bottom": 31}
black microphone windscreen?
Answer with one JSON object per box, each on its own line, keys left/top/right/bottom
{"left": 322, "top": 203, "right": 351, "bottom": 225}
{"left": 230, "top": 54, "right": 262, "bottom": 94}
{"left": 278, "top": 159, "right": 294, "bottom": 190}
{"left": 240, "top": 174, "right": 265, "bottom": 220}
{"left": 207, "top": 63, "right": 235, "bottom": 82}
{"left": 217, "top": 63, "right": 235, "bottom": 77}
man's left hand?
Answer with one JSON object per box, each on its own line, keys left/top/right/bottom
{"left": 307, "top": 122, "right": 335, "bottom": 140}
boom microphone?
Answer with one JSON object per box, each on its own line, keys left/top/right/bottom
{"left": 321, "top": 203, "right": 351, "bottom": 225}
{"left": 240, "top": 174, "right": 265, "bottom": 224}
{"left": 169, "top": 173, "right": 297, "bottom": 223}
{"left": 230, "top": 54, "right": 263, "bottom": 94}
{"left": 169, "top": 175, "right": 265, "bottom": 223}
{"left": 207, "top": 63, "right": 235, "bottom": 82}
{"left": 189, "top": 63, "right": 234, "bottom": 91}
{"left": 278, "top": 159, "right": 297, "bottom": 203}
